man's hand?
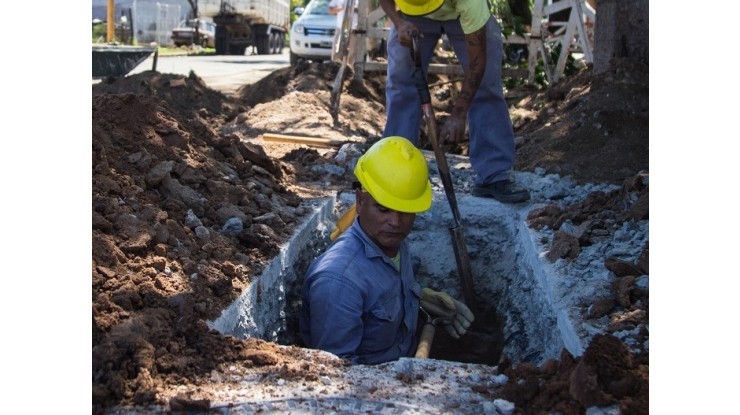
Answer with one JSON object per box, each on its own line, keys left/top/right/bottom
{"left": 420, "top": 288, "right": 474, "bottom": 339}
{"left": 396, "top": 20, "right": 420, "bottom": 47}
{"left": 438, "top": 28, "right": 488, "bottom": 146}
{"left": 439, "top": 115, "right": 466, "bottom": 146}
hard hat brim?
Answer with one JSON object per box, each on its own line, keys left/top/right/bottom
{"left": 362, "top": 179, "right": 432, "bottom": 214}
{"left": 396, "top": 0, "right": 444, "bottom": 17}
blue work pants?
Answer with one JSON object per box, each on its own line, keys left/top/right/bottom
{"left": 383, "top": 16, "right": 515, "bottom": 185}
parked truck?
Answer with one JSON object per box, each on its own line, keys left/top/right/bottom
{"left": 198, "top": 0, "right": 290, "bottom": 55}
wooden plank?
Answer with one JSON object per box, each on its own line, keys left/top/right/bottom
{"left": 261, "top": 133, "right": 346, "bottom": 148}
{"left": 362, "top": 61, "right": 527, "bottom": 79}
{"left": 362, "top": 61, "right": 465, "bottom": 75}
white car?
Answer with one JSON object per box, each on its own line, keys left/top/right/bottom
{"left": 290, "top": 0, "right": 336, "bottom": 65}
{"left": 171, "top": 18, "right": 217, "bottom": 48}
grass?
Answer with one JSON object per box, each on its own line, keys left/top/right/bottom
{"left": 91, "top": 40, "right": 216, "bottom": 56}
{"left": 93, "top": 23, "right": 215, "bottom": 56}
{"left": 157, "top": 46, "right": 216, "bottom": 56}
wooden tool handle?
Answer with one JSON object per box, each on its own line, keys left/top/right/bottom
{"left": 261, "top": 133, "right": 343, "bottom": 148}
{"left": 415, "top": 323, "right": 436, "bottom": 358}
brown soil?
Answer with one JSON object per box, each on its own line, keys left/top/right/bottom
{"left": 92, "top": 56, "right": 648, "bottom": 414}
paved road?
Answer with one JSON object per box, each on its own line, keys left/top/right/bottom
{"left": 128, "top": 49, "right": 291, "bottom": 96}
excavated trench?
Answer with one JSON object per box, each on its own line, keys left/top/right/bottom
{"left": 207, "top": 184, "right": 576, "bottom": 367}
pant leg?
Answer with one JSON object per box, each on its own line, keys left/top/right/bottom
{"left": 441, "top": 17, "right": 515, "bottom": 185}
{"left": 347, "top": 33, "right": 358, "bottom": 67}
{"left": 382, "top": 19, "right": 441, "bottom": 145}
{"left": 383, "top": 23, "right": 421, "bottom": 143}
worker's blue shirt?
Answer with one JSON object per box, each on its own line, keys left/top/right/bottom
{"left": 299, "top": 218, "right": 421, "bottom": 365}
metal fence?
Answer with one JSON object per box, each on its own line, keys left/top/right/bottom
{"left": 132, "top": 1, "right": 183, "bottom": 45}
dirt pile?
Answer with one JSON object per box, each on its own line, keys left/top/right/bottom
{"left": 511, "top": 58, "right": 649, "bottom": 185}
{"left": 92, "top": 57, "right": 648, "bottom": 414}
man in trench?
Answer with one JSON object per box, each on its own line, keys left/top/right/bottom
{"left": 299, "top": 136, "right": 474, "bottom": 364}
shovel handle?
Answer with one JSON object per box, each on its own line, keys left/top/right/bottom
{"left": 410, "top": 36, "right": 462, "bottom": 226}
{"left": 415, "top": 323, "right": 436, "bottom": 358}
{"left": 411, "top": 35, "right": 477, "bottom": 311}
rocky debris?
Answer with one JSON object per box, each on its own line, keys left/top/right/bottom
{"left": 495, "top": 334, "right": 648, "bottom": 415}
{"left": 523, "top": 170, "right": 649, "bottom": 372}
{"left": 92, "top": 89, "right": 308, "bottom": 411}
{"left": 92, "top": 56, "right": 649, "bottom": 414}
{"left": 527, "top": 170, "right": 649, "bottom": 258}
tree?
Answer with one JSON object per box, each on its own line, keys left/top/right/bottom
{"left": 593, "top": 0, "right": 648, "bottom": 73}
{"left": 507, "top": 0, "right": 531, "bottom": 30}
{"left": 187, "top": 0, "right": 200, "bottom": 47}
{"left": 187, "top": 0, "right": 199, "bottom": 19}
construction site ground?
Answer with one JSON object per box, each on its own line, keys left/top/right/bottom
{"left": 86, "top": 54, "right": 651, "bottom": 414}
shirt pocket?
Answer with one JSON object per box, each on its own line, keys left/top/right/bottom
{"left": 362, "top": 295, "right": 403, "bottom": 353}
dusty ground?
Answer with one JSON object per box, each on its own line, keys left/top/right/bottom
{"left": 92, "top": 55, "right": 648, "bottom": 414}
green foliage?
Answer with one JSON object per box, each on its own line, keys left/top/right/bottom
{"left": 492, "top": 0, "right": 580, "bottom": 89}
{"left": 92, "top": 22, "right": 107, "bottom": 43}
{"left": 291, "top": 0, "right": 307, "bottom": 24}
{"left": 548, "top": 43, "right": 579, "bottom": 77}
{"left": 158, "top": 46, "right": 216, "bottom": 56}
{"left": 92, "top": 22, "right": 138, "bottom": 45}
{"left": 492, "top": 1, "right": 537, "bottom": 89}
{"left": 491, "top": 0, "right": 530, "bottom": 38}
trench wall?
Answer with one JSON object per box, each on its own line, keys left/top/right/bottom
{"left": 209, "top": 191, "right": 583, "bottom": 365}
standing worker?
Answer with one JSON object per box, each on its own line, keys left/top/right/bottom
{"left": 300, "top": 136, "right": 474, "bottom": 365}
{"left": 380, "top": 0, "right": 530, "bottom": 203}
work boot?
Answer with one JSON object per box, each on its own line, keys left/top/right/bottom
{"left": 473, "top": 179, "right": 531, "bottom": 204}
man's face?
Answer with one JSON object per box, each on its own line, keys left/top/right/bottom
{"left": 356, "top": 189, "right": 416, "bottom": 257}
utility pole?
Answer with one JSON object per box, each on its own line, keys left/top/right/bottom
{"left": 107, "top": 0, "right": 115, "bottom": 42}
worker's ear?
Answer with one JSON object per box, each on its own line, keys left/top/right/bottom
{"left": 355, "top": 188, "right": 364, "bottom": 207}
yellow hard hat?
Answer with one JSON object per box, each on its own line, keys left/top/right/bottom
{"left": 395, "top": 0, "right": 444, "bottom": 16}
{"left": 354, "top": 136, "right": 432, "bottom": 213}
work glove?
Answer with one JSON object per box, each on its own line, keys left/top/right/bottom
{"left": 420, "top": 287, "right": 474, "bottom": 339}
